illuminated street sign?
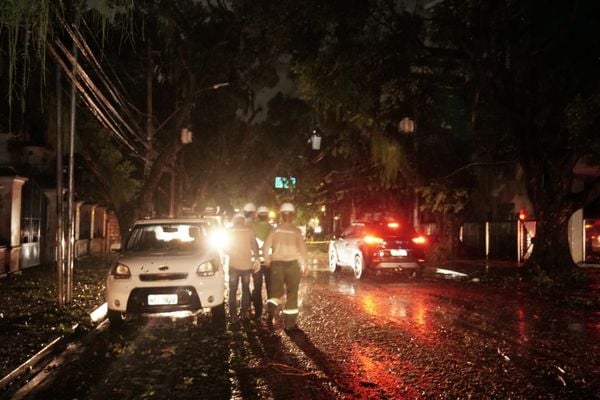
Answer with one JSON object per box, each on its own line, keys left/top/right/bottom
{"left": 274, "top": 176, "right": 296, "bottom": 189}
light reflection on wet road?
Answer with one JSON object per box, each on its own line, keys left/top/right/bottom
{"left": 299, "top": 256, "right": 600, "bottom": 399}
{"left": 20, "top": 253, "right": 600, "bottom": 400}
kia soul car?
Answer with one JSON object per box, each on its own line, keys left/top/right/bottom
{"left": 329, "top": 221, "right": 427, "bottom": 279}
{"left": 106, "top": 218, "right": 225, "bottom": 326}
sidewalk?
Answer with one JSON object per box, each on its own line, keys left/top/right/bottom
{"left": 0, "top": 256, "right": 110, "bottom": 381}
{"left": 426, "top": 258, "right": 525, "bottom": 280}
{"left": 428, "top": 258, "right": 600, "bottom": 311}
{"left": 429, "top": 258, "right": 600, "bottom": 278}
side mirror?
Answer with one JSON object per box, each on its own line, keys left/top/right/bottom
{"left": 110, "top": 242, "right": 122, "bottom": 253}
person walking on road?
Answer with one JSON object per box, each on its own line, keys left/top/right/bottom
{"left": 263, "top": 202, "right": 308, "bottom": 331}
{"left": 250, "top": 205, "right": 274, "bottom": 321}
{"left": 225, "top": 213, "right": 259, "bottom": 323}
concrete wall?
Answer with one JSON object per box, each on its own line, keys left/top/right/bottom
{"left": 569, "top": 209, "right": 584, "bottom": 264}
{"left": 0, "top": 176, "right": 27, "bottom": 273}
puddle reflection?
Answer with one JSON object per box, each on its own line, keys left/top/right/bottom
{"left": 350, "top": 343, "right": 425, "bottom": 399}
{"left": 327, "top": 275, "right": 356, "bottom": 296}
{"left": 357, "top": 292, "right": 432, "bottom": 341}
{"left": 515, "top": 307, "right": 528, "bottom": 343}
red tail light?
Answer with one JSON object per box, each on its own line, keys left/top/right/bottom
{"left": 364, "top": 235, "right": 384, "bottom": 245}
{"left": 387, "top": 222, "right": 400, "bottom": 229}
{"left": 412, "top": 235, "right": 427, "bottom": 245}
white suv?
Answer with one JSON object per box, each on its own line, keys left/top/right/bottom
{"left": 106, "top": 218, "right": 225, "bottom": 326}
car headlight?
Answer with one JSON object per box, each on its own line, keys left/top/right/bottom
{"left": 197, "top": 260, "right": 218, "bottom": 276}
{"left": 111, "top": 262, "right": 131, "bottom": 279}
{"left": 208, "top": 229, "right": 230, "bottom": 250}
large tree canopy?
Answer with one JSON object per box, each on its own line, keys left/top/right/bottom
{"left": 430, "top": 0, "right": 600, "bottom": 277}
{"left": 3, "top": 0, "right": 600, "bottom": 280}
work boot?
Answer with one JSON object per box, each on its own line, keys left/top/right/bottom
{"left": 267, "top": 302, "right": 283, "bottom": 320}
{"left": 267, "top": 302, "right": 276, "bottom": 320}
{"left": 283, "top": 315, "right": 298, "bottom": 331}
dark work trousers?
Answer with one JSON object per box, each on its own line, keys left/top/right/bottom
{"left": 267, "top": 260, "right": 301, "bottom": 329}
{"left": 229, "top": 266, "right": 252, "bottom": 321}
{"left": 251, "top": 263, "right": 271, "bottom": 319}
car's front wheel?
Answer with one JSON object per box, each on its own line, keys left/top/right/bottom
{"left": 353, "top": 254, "right": 365, "bottom": 279}
{"left": 107, "top": 309, "right": 124, "bottom": 328}
{"left": 329, "top": 246, "right": 341, "bottom": 273}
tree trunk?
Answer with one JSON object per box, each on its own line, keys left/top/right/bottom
{"left": 115, "top": 201, "right": 137, "bottom": 243}
{"left": 523, "top": 155, "right": 579, "bottom": 277}
{"left": 525, "top": 206, "right": 576, "bottom": 277}
{"left": 136, "top": 137, "right": 183, "bottom": 218}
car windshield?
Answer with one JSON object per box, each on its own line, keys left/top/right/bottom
{"left": 202, "top": 215, "right": 223, "bottom": 229}
{"left": 125, "top": 223, "right": 208, "bottom": 252}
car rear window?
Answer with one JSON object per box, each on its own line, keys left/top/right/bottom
{"left": 363, "top": 223, "right": 415, "bottom": 239}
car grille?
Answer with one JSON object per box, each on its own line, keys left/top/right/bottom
{"left": 139, "top": 273, "right": 188, "bottom": 281}
{"left": 126, "top": 286, "right": 201, "bottom": 313}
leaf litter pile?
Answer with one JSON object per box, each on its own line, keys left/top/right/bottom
{"left": 0, "top": 256, "right": 111, "bottom": 377}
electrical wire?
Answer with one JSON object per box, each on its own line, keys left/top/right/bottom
{"left": 78, "top": 16, "right": 149, "bottom": 119}
{"left": 52, "top": 13, "right": 150, "bottom": 158}
{"left": 54, "top": 37, "right": 147, "bottom": 155}
{"left": 48, "top": 39, "right": 145, "bottom": 159}
{"left": 62, "top": 18, "right": 148, "bottom": 146}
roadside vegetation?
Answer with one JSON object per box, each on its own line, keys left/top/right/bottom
{"left": 0, "top": 256, "right": 112, "bottom": 377}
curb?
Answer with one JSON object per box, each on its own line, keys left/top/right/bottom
{"left": 0, "top": 335, "right": 68, "bottom": 391}
{"left": 10, "top": 320, "right": 109, "bottom": 400}
{"left": 0, "top": 303, "right": 107, "bottom": 398}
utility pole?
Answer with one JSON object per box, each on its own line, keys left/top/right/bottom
{"left": 66, "top": 15, "right": 79, "bottom": 304}
{"left": 144, "top": 43, "right": 154, "bottom": 182}
{"left": 56, "top": 63, "right": 65, "bottom": 307}
{"left": 169, "top": 167, "right": 176, "bottom": 217}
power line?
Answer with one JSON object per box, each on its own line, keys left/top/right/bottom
{"left": 64, "top": 19, "right": 148, "bottom": 146}
{"left": 51, "top": 15, "right": 149, "bottom": 158}
{"left": 48, "top": 39, "right": 145, "bottom": 159}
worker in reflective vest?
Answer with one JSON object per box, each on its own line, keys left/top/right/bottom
{"left": 263, "top": 202, "right": 308, "bottom": 331}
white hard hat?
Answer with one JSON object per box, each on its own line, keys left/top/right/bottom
{"left": 232, "top": 213, "right": 245, "bottom": 222}
{"left": 242, "top": 202, "right": 256, "bottom": 213}
{"left": 257, "top": 206, "right": 269, "bottom": 215}
{"left": 280, "top": 202, "right": 295, "bottom": 213}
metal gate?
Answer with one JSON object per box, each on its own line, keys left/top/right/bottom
{"left": 461, "top": 221, "right": 519, "bottom": 260}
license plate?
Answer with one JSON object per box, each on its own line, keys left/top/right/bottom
{"left": 390, "top": 249, "right": 408, "bottom": 256}
{"left": 148, "top": 294, "right": 178, "bottom": 305}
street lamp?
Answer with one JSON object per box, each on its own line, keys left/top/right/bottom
{"left": 398, "top": 117, "right": 415, "bottom": 134}
{"left": 309, "top": 128, "right": 322, "bottom": 150}
{"left": 180, "top": 128, "right": 192, "bottom": 144}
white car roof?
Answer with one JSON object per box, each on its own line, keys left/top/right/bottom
{"left": 133, "top": 218, "right": 208, "bottom": 225}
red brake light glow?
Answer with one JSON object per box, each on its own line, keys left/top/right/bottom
{"left": 364, "top": 235, "right": 384, "bottom": 245}
{"left": 387, "top": 222, "right": 400, "bottom": 229}
{"left": 412, "top": 235, "right": 427, "bottom": 245}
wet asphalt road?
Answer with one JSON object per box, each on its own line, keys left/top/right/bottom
{"left": 17, "top": 255, "right": 600, "bottom": 400}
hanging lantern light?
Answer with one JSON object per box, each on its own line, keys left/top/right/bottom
{"left": 310, "top": 129, "right": 322, "bottom": 150}
{"left": 180, "top": 128, "right": 193, "bottom": 144}
{"left": 398, "top": 117, "right": 415, "bottom": 134}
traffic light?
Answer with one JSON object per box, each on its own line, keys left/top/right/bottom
{"left": 518, "top": 208, "right": 527, "bottom": 221}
